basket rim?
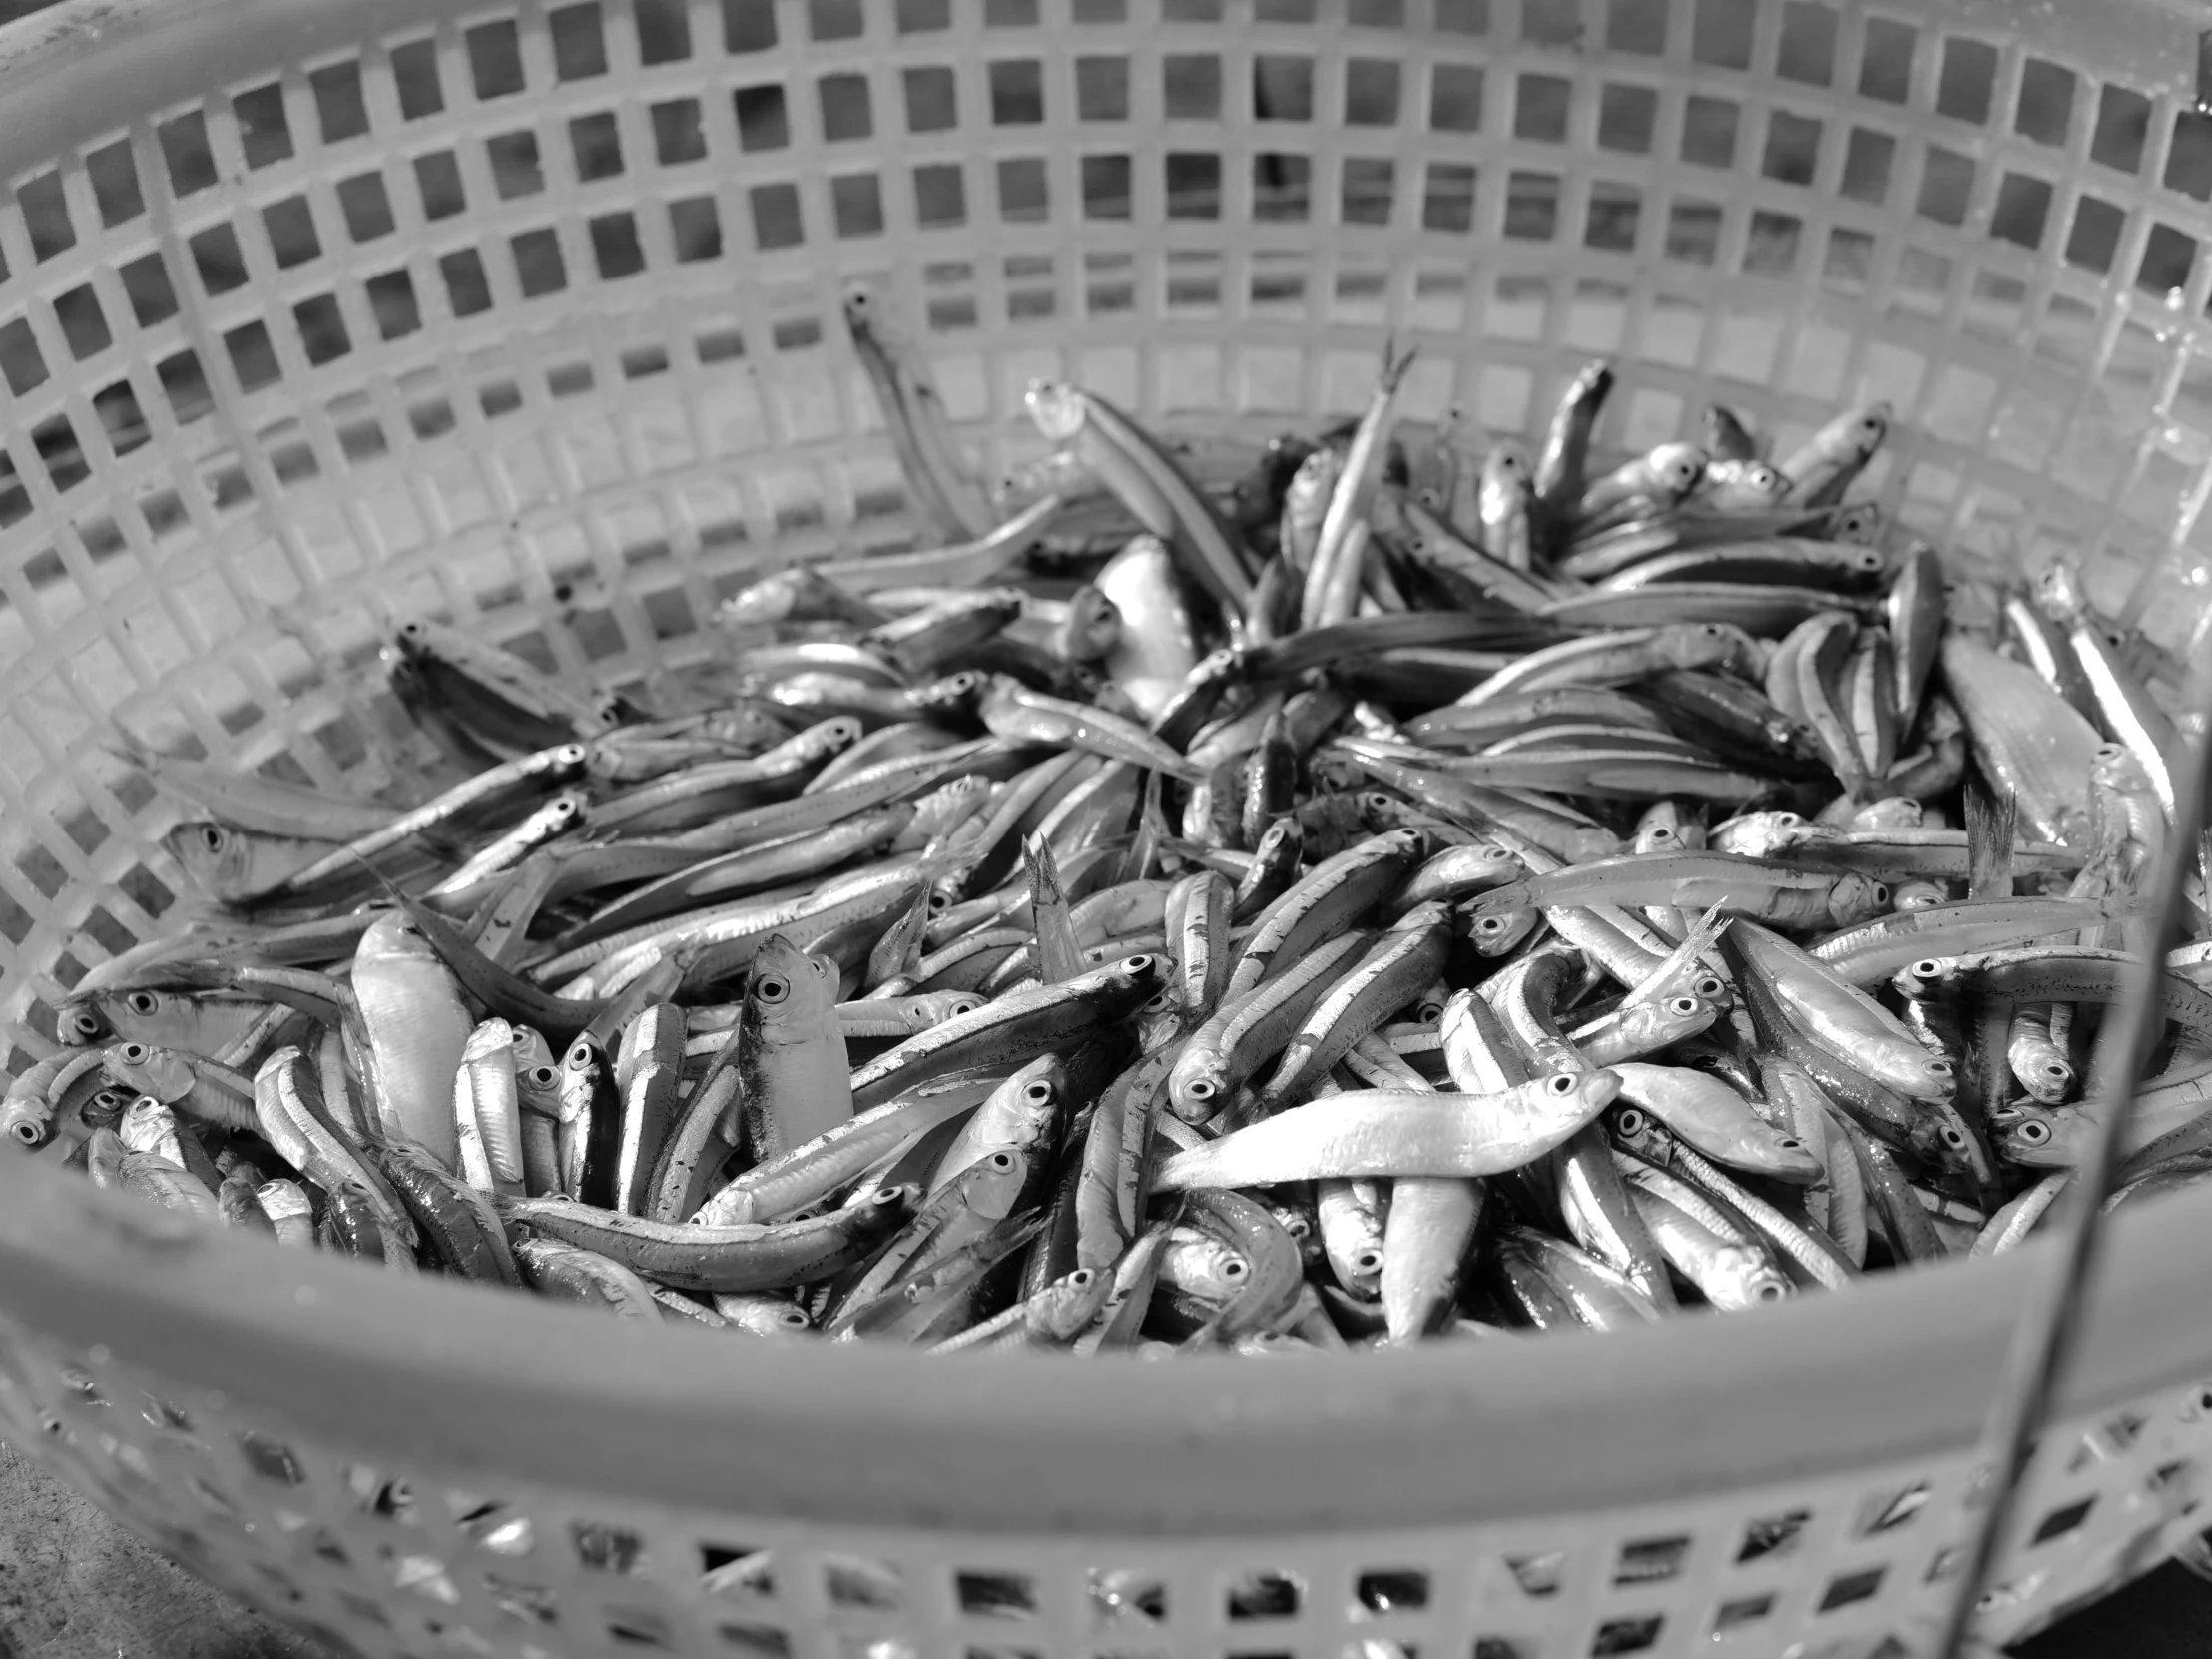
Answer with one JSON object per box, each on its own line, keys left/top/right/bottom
{"left": 5, "top": 1149, "right": 2209, "bottom": 1535}
{"left": 0, "top": 0, "right": 2210, "bottom": 1538}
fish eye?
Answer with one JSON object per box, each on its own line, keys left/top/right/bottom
{"left": 200, "top": 826, "right": 224, "bottom": 852}
{"left": 1121, "top": 955, "right": 1151, "bottom": 974}
{"left": 126, "top": 991, "right": 158, "bottom": 1016}
{"left": 1547, "top": 1073, "right": 1577, "bottom": 1096}
{"left": 120, "top": 1042, "right": 148, "bottom": 1064}
{"left": 1873, "top": 884, "right": 1890, "bottom": 903}
{"left": 1068, "top": 1268, "right": 1094, "bottom": 1287}
{"left": 2017, "top": 1120, "right": 2049, "bottom": 1145}
{"left": 1913, "top": 959, "right": 1941, "bottom": 977}
{"left": 927, "top": 892, "right": 952, "bottom": 914}
{"left": 988, "top": 1150, "right": 1015, "bottom": 1170}
{"left": 529, "top": 1065, "right": 557, "bottom": 1086}
{"left": 1941, "top": 1126, "right": 1967, "bottom": 1148}
{"left": 1755, "top": 1280, "right": 1786, "bottom": 1302}
{"left": 1142, "top": 990, "right": 1174, "bottom": 1013}
{"left": 1220, "top": 1257, "right": 1249, "bottom": 1281}
{"left": 1668, "top": 996, "right": 1701, "bottom": 1017}
{"left": 1477, "top": 915, "right": 1510, "bottom": 935}
{"left": 1927, "top": 1059, "right": 1955, "bottom": 1077}
{"left": 1617, "top": 1106, "right": 1646, "bottom": 1135}
{"left": 1024, "top": 1082, "right": 1056, "bottom": 1105}
{"left": 870, "top": 1185, "right": 903, "bottom": 1205}
{"left": 1695, "top": 976, "right": 1726, "bottom": 999}
{"left": 952, "top": 997, "right": 980, "bottom": 1015}
{"left": 780, "top": 1308, "right": 811, "bottom": 1328}
{"left": 399, "top": 620, "right": 425, "bottom": 638}
{"left": 1185, "top": 1077, "right": 1217, "bottom": 1101}
{"left": 754, "top": 974, "right": 791, "bottom": 1005}
{"left": 1777, "top": 1138, "right": 1804, "bottom": 1151}
{"left": 1354, "top": 1248, "right": 1384, "bottom": 1275}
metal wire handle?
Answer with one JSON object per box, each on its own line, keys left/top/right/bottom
{"left": 1933, "top": 661, "right": 2212, "bottom": 1656}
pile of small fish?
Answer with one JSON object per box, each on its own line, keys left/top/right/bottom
{"left": 10, "top": 308, "right": 2211, "bottom": 1354}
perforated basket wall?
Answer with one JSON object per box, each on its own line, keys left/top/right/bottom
{"left": 4, "top": 0, "right": 2212, "bottom": 1655}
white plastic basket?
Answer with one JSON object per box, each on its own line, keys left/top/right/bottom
{"left": 2, "top": 0, "right": 2212, "bottom": 1655}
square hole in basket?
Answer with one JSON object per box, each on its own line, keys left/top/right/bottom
{"left": 572, "top": 112, "right": 624, "bottom": 180}
{"left": 819, "top": 73, "right": 872, "bottom": 141}
{"left": 830, "top": 174, "right": 882, "bottom": 237}
{"left": 1762, "top": 111, "right": 1820, "bottom": 185}
{"left": 2031, "top": 1496, "right": 2095, "bottom": 1544}
{"left": 2141, "top": 223, "right": 2197, "bottom": 297}
{"left": 958, "top": 1570, "right": 1039, "bottom": 1618}
{"left": 188, "top": 223, "right": 247, "bottom": 295}
{"left": 1598, "top": 83, "right": 1653, "bottom": 152}
{"left": 2092, "top": 83, "right": 2150, "bottom": 176}
{"left": 263, "top": 196, "right": 321, "bottom": 268}
{"left": 1665, "top": 198, "right": 1721, "bottom": 265}
{"left": 156, "top": 112, "right": 217, "bottom": 198}
{"left": 1472, "top": 1643, "right": 1533, "bottom": 1659}
{"left": 912, "top": 165, "right": 965, "bottom": 227}
{"left": 1431, "top": 65, "right": 1482, "bottom": 133}
{"left": 551, "top": 4, "right": 606, "bottom": 79}
{"left": 1342, "top": 157, "right": 1392, "bottom": 225}
{"left": 1611, "top": 1535, "right": 1688, "bottom": 1586}
{"left": 671, "top": 195, "right": 723, "bottom": 259}
{"left": 1590, "top": 1617, "right": 1660, "bottom": 1656}
{"left": 607, "top": 1606, "right": 675, "bottom": 1649}
{"left": 2066, "top": 195, "right": 2125, "bottom": 274}
{"left": 1502, "top": 1551, "right": 1564, "bottom": 1598}
{"left": 1840, "top": 127, "right": 1894, "bottom": 204}
{"left": 53, "top": 284, "right": 111, "bottom": 359}
{"left": 310, "top": 60, "right": 369, "bottom": 143}
{"left": 1817, "top": 1567, "right": 1882, "bottom": 1611}
{"left": 1682, "top": 96, "right": 1737, "bottom": 167}
{"left": 1256, "top": 55, "right": 1311, "bottom": 121}
{"left": 1346, "top": 58, "right": 1400, "bottom": 126}
{"left": 590, "top": 213, "right": 645, "bottom": 278}
{"left": 652, "top": 97, "right": 706, "bottom": 164}
{"left": 1504, "top": 170, "right": 1558, "bottom": 239}
{"left": 467, "top": 19, "right": 525, "bottom": 97}
{"left": 1736, "top": 1510, "right": 1809, "bottom": 1563}
{"left": 414, "top": 151, "right": 466, "bottom": 219}
{"left": 1515, "top": 73, "right": 1569, "bottom": 142}
{"left": 1356, "top": 1570, "right": 1429, "bottom": 1613}
{"left": 992, "top": 60, "right": 1045, "bottom": 125}
{"left": 1691, "top": 0, "right": 1752, "bottom": 67}
{"left": 824, "top": 1554, "right": 901, "bottom": 1610}
{"left": 573, "top": 1522, "right": 646, "bottom": 1574}
{"left": 1586, "top": 182, "right": 1639, "bottom": 252}
{"left": 231, "top": 83, "right": 292, "bottom": 168}
{"left": 1226, "top": 1570, "right": 1303, "bottom": 1619}
{"left": 1422, "top": 162, "right": 1474, "bottom": 232}
{"left": 1859, "top": 17, "right": 1914, "bottom": 102}
{"left": 488, "top": 130, "right": 544, "bottom": 198}
{"left": 719, "top": 1624, "right": 791, "bottom": 1658}
{"left": 1165, "top": 53, "right": 1221, "bottom": 119}
{"left": 0, "top": 321, "right": 43, "bottom": 395}
{"left": 900, "top": 65, "right": 955, "bottom": 134}
{"left": 1992, "top": 171, "right": 2051, "bottom": 249}
{"left": 338, "top": 172, "right": 396, "bottom": 241}
{"left": 1082, "top": 155, "right": 1132, "bottom": 220}
{"left": 736, "top": 84, "right": 790, "bottom": 151}
{"left": 294, "top": 294, "right": 350, "bottom": 365}
{"left": 1255, "top": 153, "right": 1311, "bottom": 221}
{"left": 1088, "top": 1568, "right": 1166, "bottom": 1625}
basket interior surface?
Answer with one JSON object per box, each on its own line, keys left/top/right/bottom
{"left": 0, "top": 0, "right": 2210, "bottom": 1653}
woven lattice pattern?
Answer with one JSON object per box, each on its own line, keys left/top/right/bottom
{"left": 1, "top": 1313, "right": 2208, "bottom": 1659}
{"left": 0, "top": 0, "right": 2208, "bottom": 1653}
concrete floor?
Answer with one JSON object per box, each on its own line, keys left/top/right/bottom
{"left": 0, "top": 1434, "right": 2205, "bottom": 1659}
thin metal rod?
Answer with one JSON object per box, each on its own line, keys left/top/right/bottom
{"left": 1931, "top": 666, "right": 2212, "bottom": 1657}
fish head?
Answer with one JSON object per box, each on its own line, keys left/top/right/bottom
{"left": 357, "top": 909, "right": 439, "bottom": 969}
{"left": 1827, "top": 872, "right": 1890, "bottom": 927}
{"left": 0, "top": 1095, "right": 49, "bottom": 1147}
{"left": 1850, "top": 796, "right": 1922, "bottom": 831}
{"left": 56, "top": 999, "right": 109, "bottom": 1045}
{"left": 2033, "top": 558, "right": 2089, "bottom": 624}
{"left": 1286, "top": 446, "right": 1342, "bottom": 512}
{"left": 163, "top": 822, "right": 250, "bottom": 895}
{"left": 1998, "top": 1106, "right": 2080, "bottom": 1167}
{"left": 1647, "top": 442, "right": 1706, "bottom": 496}
{"left": 1024, "top": 379, "right": 1089, "bottom": 443}
{"left": 462, "top": 1017, "right": 517, "bottom": 1067}
{"left": 1484, "top": 440, "right": 1532, "bottom": 485}
{"left": 1607, "top": 1098, "right": 1665, "bottom": 1156}
{"left": 702, "top": 701, "right": 799, "bottom": 756}
{"left": 1168, "top": 1044, "right": 1231, "bottom": 1121}
{"left": 102, "top": 1041, "right": 194, "bottom": 1100}
{"left": 118, "top": 1092, "right": 174, "bottom": 1146}
{"left": 954, "top": 1145, "right": 1030, "bottom": 1221}
{"left": 2090, "top": 743, "right": 2155, "bottom": 797}
{"left": 1892, "top": 880, "right": 1949, "bottom": 912}
{"left": 718, "top": 571, "right": 808, "bottom": 631}
{"left": 1059, "top": 586, "right": 1123, "bottom": 661}
{"left": 1708, "top": 1246, "right": 1793, "bottom": 1311}
{"left": 390, "top": 618, "right": 441, "bottom": 663}
{"left": 911, "top": 671, "right": 986, "bottom": 721}
{"left": 1029, "top": 1265, "right": 1113, "bottom": 1342}
{"left": 1467, "top": 903, "right": 1539, "bottom": 958}
{"left": 1843, "top": 402, "right": 1891, "bottom": 455}
{"left": 1830, "top": 503, "right": 1883, "bottom": 544}
{"left": 743, "top": 933, "right": 839, "bottom": 1045}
